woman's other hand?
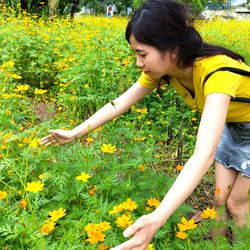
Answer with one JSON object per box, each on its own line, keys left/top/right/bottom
{"left": 110, "top": 212, "right": 161, "bottom": 250}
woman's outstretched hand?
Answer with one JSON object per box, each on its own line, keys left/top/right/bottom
{"left": 110, "top": 212, "right": 161, "bottom": 250}
{"left": 40, "top": 129, "right": 76, "bottom": 146}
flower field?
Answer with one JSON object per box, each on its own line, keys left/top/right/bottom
{"left": 0, "top": 6, "right": 250, "bottom": 249}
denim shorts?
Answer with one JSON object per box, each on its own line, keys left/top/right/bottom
{"left": 215, "top": 122, "right": 250, "bottom": 178}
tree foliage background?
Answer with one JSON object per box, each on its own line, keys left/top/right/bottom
{"left": 0, "top": 0, "right": 232, "bottom": 16}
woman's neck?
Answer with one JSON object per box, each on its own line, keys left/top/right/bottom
{"left": 175, "top": 66, "right": 195, "bottom": 96}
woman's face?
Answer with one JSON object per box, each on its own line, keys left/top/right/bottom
{"left": 129, "top": 35, "right": 178, "bottom": 79}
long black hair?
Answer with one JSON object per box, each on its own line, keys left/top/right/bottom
{"left": 126, "top": 0, "right": 245, "bottom": 68}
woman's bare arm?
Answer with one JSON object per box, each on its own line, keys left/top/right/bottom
{"left": 40, "top": 82, "right": 151, "bottom": 145}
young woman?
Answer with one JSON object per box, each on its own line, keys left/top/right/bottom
{"left": 41, "top": 0, "right": 250, "bottom": 249}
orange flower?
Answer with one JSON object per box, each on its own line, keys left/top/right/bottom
{"left": 89, "top": 190, "right": 95, "bottom": 196}
{"left": 177, "top": 217, "right": 197, "bottom": 231}
{"left": 138, "top": 165, "right": 145, "bottom": 171}
{"left": 214, "top": 187, "right": 221, "bottom": 195}
{"left": 176, "top": 165, "right": 184, "bottom": 171}
{"left": 176, "top": 231, "right": 188, "bottom": 240}
{"left": 40, "top": 221, "right": 56, "bottom": 235}
{"left": 134, "top": 108, "right": 147, "bottom": 113}
{"left": 20, "top": 199, "right": 27, "bottom": 209}
{"left": 98, "top": 221, "right": 111, "bottom": 232}
{"left": 122, "top": 198, "right": 138, "bottom": 211}
{"left": 88, "top": 185, "right": 97, "bottom": 196}
{"left": 116, "top": 214, "right": 133, "bottom": 228}
{"left": 93, "top": 126, "right": 103, "bottom": 133}
{"left": 98, "top": 244, "right": 109, "bottom": 250}
{"left": 86, "top": 231, "right": 105, "bottom": 244}
{"left": 200, "top": 207, "right": 217, "bottom": 219}
{"left": 85, "top": 222, "right": 111, "bottom": 244}
{"left": 147, "top": 198, "right": 160, "bottom": 208}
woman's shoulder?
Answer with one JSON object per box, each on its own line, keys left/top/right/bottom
{"left": 194, "top": 55, "right": 249, "bottom": 73}
{"left": 137, "top": 72, "right": 160, "bottom": 91}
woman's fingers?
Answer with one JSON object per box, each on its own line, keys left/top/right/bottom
{"left": 40, "top": 130, "right": 74, "bottom": 146}
{"left": 40, "top": 135, "right": 52, "bottom": 143}
{"left": 111, "top": 214, "right": 158, "bottom": 250}
{"left": 110, "top": 237, "right": 140, "bottom": 250}
{"left": 40, "top": 134, "right": 60, "bottom": 146}
{"left": 123, "top": 219, "right": 143, "bottom": 238}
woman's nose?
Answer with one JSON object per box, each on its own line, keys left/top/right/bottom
{"left": 136, "top": 56, "right": 144, "bottom": 69}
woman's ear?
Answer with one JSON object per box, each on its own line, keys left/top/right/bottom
{"left": 170, "top": 47, "right": 179, "bottom": 60}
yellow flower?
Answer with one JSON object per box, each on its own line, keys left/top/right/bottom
{"left": 176, "top": 231, "right": 188, "bottom": 240}
{"left": 85, "top": 223, "right": 99, "bottom": 233}
{"left": 75, "top": 172, "right": 92, "bottom": 182}
{"left": 116, "top": 214, "right": 133, "bottom": 228}
{"left": 109, "top": 204, "right": 124, "bottom": 215}
{"left": 161, "top": 85, "right": 167, "bottom": 91}
{"left": 34, "top": 88, "right": 48, "bottom": 95}
{"left": 147, "top": 244, "right": 155, "bottom": 250}
{"left": 1, "top": 144, "right": 8, "bottom": 150}
{"left": 10, "top": 73, "right": 22, "bottom": 79}
{"left": 98, "top": 221, "right": 111, "bottom": 232}
{"left": 40, "top": 221, "right": 56, "bottom": 235}
{"left": 0, "top": 60, "right": 15, "bottom": 69}
{"left": 15, "top": 84, "right": 30, "bottom": 92}
{"left": 132, "top": 137, "right": 145, "bottom": 141}
{"left": 134, "top": 108, "right": 147, "bottom": 113}
{"left": 0, "top": 191, "right": 8, "bottom": 200}
{"left": 20, "top": 199, "right": 27, "bottom": 209}
{"left": 29, "top": 138, "right": 40, "bottom": 148}
{"left": 86, "top": 137, "right": 94, "bottom": 143}
{"left": 3, "top": 132, "right": 13, "bottom": 141}
{"left": 26, "top": 181, "right": 44, "bottom": 193}
{"left": 5, "top": 109, "right": 11, "bottom": 115}
{"left": 177, "top": 217, "right": 197, "bottom": 231}
{"left": 122, "top": 198, "right": 138, "bottom": 211}
{"left": 49, "top": 208, "right": 67, "bottom": 221}
{"left": 101, "top": 143, "right": 116, "bottom": 153}
{"left": 2, "top": 93, "right": 12, "bottom": 99}
{"left": 200, "top": 207, "right": 217, "bottom": 219}
{"left": 38, "top": 173, "right": 46, "bottom": 180}
{"left": 147, "top": 198, "right": 160, "bottom": 208}
{"left": 23, "top": 137, "right": 30, "bottom": 144}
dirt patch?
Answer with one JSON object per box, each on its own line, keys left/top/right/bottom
{"left": 34, "top": 102, "right": 55, "bottom": 122}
